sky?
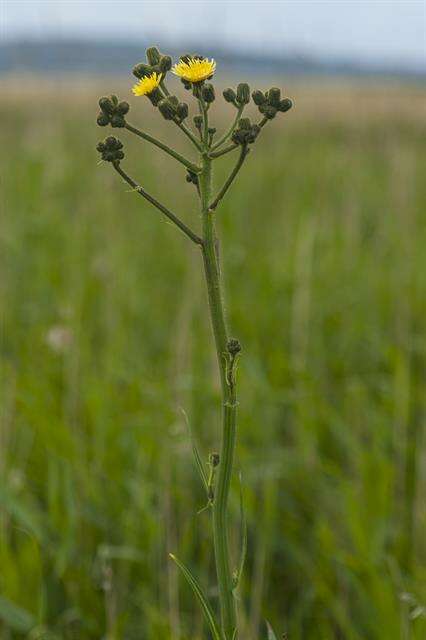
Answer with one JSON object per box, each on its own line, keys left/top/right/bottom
{"left": 2, "top": 0, "right": 426, "bottom": 69}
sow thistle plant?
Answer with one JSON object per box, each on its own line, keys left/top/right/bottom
{"left": 96, "top": 46, "right": 292, "bottom": 640}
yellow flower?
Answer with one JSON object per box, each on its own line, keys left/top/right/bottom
{"left": 132, "top": 72, "right": 162, "bottom": 97}
{"left": 172, "top": 57, "right": 216, "bottom": 83}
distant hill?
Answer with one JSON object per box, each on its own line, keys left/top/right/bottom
{"left": 1, "top": 39, "right": 425, "bottom": 80}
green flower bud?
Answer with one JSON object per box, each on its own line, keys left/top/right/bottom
{"left": 110, "top": 95, "right": 119, "bottom": 107}
{"left": 181, "top": 78, "right": 192, "bottom": 91}
{"left": 133, "top": 62, "right": 153, "bottom": 79}
{"left": 159, "top": 55, "right": 172, "bottom": 72}
{"left": 97, "top": 136, "right": 124, "bottom": 163}
{"left": 247, "top": 125, "right": 260, "bottom": 143}
{"left": 146, "top": 46, "right": 161, "bottom": 66}
{"left": 180, "top": 53, "right": 203, "bottom": 63}
{"left": 99, "top": 96, "right": 114, "bottom": 114}
{"left": 278, "top": 98, "right": 293, "bottom": 112}
{"left": 176, "top": 102, "right": 189, "bottom": 121}
{"left": 237, "top": 83, "right": 250, "bottom": 105}
{"left": 208, "top": 127, "right": 216, "bottom": 135}
{"left": 262, "top": 105, "right": 277, "bottom": 119}
{"left": 223, "top": 88, "right": 237, "bottom": 104}
{"left": 158, "top": 98, "right": 177, "bottom": 120}
{"left": 267, "top": 87, "right": 281, "bottom": 107}
{"left": 232, "top": 119, "right": 260, "bottom": 146}
{"left": 97, "top": 112, "right": 110, "bottom": 127}
{"left": 209, "top": 452, "right": 220, "bottom": 467}
{"left": 239, "top": 117, "right": 251, "bottom": 130}
{"left": 252, "top": 90, "right": 266, "bottom": 106}
{"left": 117, "top": 101, "right": 130, "bottom": 115}
{"left": 147, "top": 88, "right": 163, "bottom": 106}
{"left": 201, "top": 83, "right": 215, "bottom": 103}
{"left": 110, "top": 114, "right": 125, "bottom": 128}
{"left": 193, "top": 115, "right": 203, "bottom": 130}
{"left": 227, "top": 338, "right": 242, "bottom": 356}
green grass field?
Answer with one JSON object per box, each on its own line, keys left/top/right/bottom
{"left": 1, "top": 79, "right": 426, "bottom": 639}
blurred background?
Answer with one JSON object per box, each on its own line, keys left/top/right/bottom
{"left": 1, "top": 1, "right": 426, "bottom": 639}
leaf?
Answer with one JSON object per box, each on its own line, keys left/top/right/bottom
{"left": 265, "top": 620, "right": 278, "bottom": 640}
{"left": 169, "top": 553, "right": 223, "bottom": 640}
{"left": 0, "top": 596, "right": 35, "bottom": 633}
{"left": 233, "top": 472, "right": 247, "bottom": 590}
{"left": 180, "top": 408, "right": 208, "bottom": 493}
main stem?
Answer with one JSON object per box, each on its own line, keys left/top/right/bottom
{"left": 199, "top": 155, "right": 238, "bottom": 639}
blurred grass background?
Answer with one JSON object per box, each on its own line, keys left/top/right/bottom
{"left": 1, "top": 78, "right": 426, "bottom": 640}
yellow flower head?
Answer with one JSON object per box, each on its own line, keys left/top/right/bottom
{"left": 172, "top": 57, "right": 216, "bottom": 83}
{"left": 132, "top": 72, "right": 162, "bottom": 97}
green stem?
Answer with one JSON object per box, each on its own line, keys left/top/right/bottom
{"left": 175, "top": 120, "right": 204, "bottom": 151}
{"left": 125, "top": 123, "right": 200, "bottom": 173}
{"left": 211, "top": 106, "right": 244, "bottom": 151}
{"left": 209, "top": 144, "right": 238, "bottom": 160}
{"left": 112, "top": 162, "right": 203, "bottom": 245}
{"left": 198, "top": 155, "right": 238, "bottom": 639}
{"left": 209, "top": 146, "right": 249, "bottom": 211}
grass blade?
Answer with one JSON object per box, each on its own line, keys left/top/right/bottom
{"left": 180, "top": 408, "right": 209, "bottom": 493}
{"left": 169, "top": 553, "right": 223, "bottom": 640}
{"left": 265, "top": 620, "right": 278, "bottom": 640}
{"left": 233, "top": 472, "right": 247, "bottom": 590}
{"left": 0, "top": 596, "right": 35, "bottom": 633}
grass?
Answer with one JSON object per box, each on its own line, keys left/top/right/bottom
{"left": 1, "top": 78, "right": 426, "bottom": 640}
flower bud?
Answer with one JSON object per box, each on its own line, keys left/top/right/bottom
{"left": 202, "top": 83, "right": 215, "bottom": 103}
{"left": 97, "top": 136, "right": 124, "bottom": 163}
{"left": 262, "top": 105, "right": 277, "bottom": 119}
{"left": 110, "top": 114, "right": 125, "bottom": 128}
{"left": 278, "top": 98, "right": 293, "bottom": 112}
{"left": 176, "top": 102, "right": 189, "bottom": 121}
{"left": 146, "top": 46, "right": 161, "bottom": 66}
{"left": 252, "top": 90, "right": 266, "bottom": 106}
{"left": 117, "top": 101, "right": 130, "bottom": 115}
{"left": 193, "top": 115, "right": 203, "bottom": 130}
{"left": 147, "top": 88, "right": 163, "bottom": 106}
{"left": 223, "top": 88, "right": 237, "bottom": 104}
{"left": 99, "top": 96, "right": 114, "bottom": 114}
{"left": 133, "top": 62, "right": 153, "bottom": 79}
{"left": 209, "top": 452, "right": 220, "bottom": 467}
{"left": 232, "top": 119, "right": 260, "bottom": 146}
{"left": 208, "top": 127, "right": 216, "bottom": 135}
{"left": 158, "top": 98, "right": 176, "bottom": 120}
{"left": 159, "top": 55, "right": 172, "bottom": 72}
{"left": 237, "top": 83, "right": 250, "bottom": 105}
{"left": 267, "top": 87, "right": 281, "bottom": 107}
{"left": 239, "top": 118, "right": 251, "bottom": 130}
{"left": 247, "top": 125, "right": 260, "bottom": 143}
{"left": 227, "top": 338, "right": 242, "bottom": 356}
{"left": 97, "top": 112, "right": 110, "bottom": 126}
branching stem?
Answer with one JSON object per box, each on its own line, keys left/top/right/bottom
{"left": 209, "top": 143, "right": 238, "bottom": 159}
{"left": 209, "top": 146, "right": 250, "bottom": 211}
{"left": 125, "top": 123, "right": 200, "bottom": 173}
{"left": 211, "top": 105, "right": 244, "bottom": 151}
{"left": 113, "top": 162, "right": 203, "bottom": 246}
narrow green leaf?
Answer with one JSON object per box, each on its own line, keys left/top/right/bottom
{"left": 0, "top": 596, "right": 35, "bottom": 633}
{"left": 233, "top": 472, "right": 247, "bottom": 590}
{"left": 180, "top": 408, "right": 209, "bottom": 493}
{"left": 169, "top": 553, "right": 223, "bottom": 640}
{"left": 265, "top": 620, "right": 278, "bottom": 640}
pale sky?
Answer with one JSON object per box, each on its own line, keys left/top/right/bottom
{"left": 2, "top": 0, "right": 426, "bottom": 69}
